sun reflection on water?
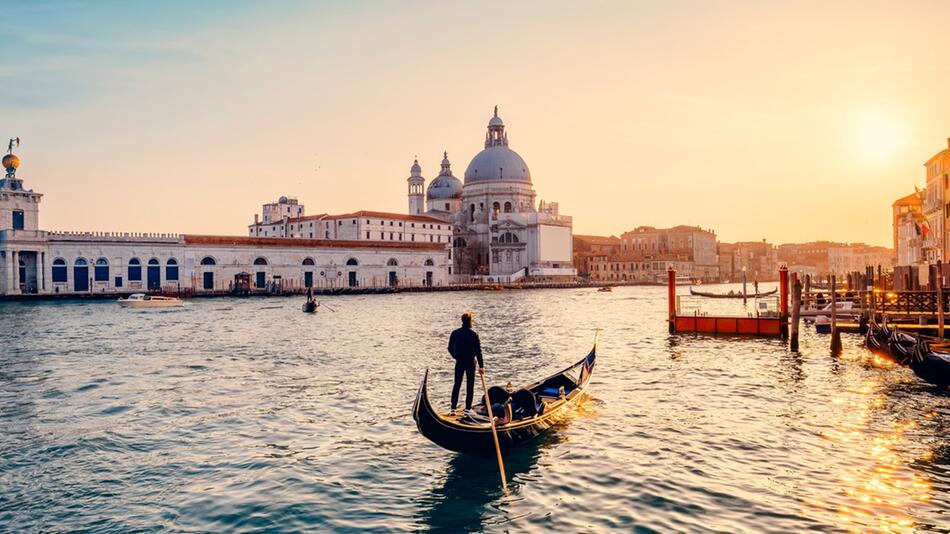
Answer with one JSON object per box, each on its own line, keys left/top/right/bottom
{"left": 808, "top": 353, "right": 934, "bottom": 533}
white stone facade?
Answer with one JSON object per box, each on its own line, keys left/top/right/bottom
{"left": 0, "top": 153, "right": 449, "bottom": 296}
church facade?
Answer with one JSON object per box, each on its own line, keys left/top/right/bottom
{"left": 408, "top": 108, "right": 575, "bottom": 281}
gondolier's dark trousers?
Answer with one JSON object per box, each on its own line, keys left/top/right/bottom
{"left": 451, "top": 360, "right": 476, "bottom": 410}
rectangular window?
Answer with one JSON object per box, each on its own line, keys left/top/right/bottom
{"left": 366, "top": 231, "right": 371, "bottom": 239}
{"left": 128, "top": 265, "right": 141, "bottom": 281}
{"left": 94, "top": 265, "right": 109, "bottom": 282}
{"left": 166, "top": 265, "right": 179, "bottom": 281}
{"left": 12, "top": 210, "right": 24, "bottom": 230}
{"left": 52, "top": 265, "right": 67, "bottom": 283}
{"left": 115, "top": 276, "right": 123, "bottom": 287}
{"left": 380, "top": 232, "right": 384, "bottom": 240}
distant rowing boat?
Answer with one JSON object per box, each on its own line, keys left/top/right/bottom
{"left": 688, "top": 287, "right": 777, "bottom": 299}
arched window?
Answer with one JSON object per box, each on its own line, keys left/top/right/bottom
{"left": 346, "top": 258, "right": 359, "bottom": 266}
{"left": 453, "top": 237, "right": 467, "bottom": 248}
{"left": 253, "top": 257, "right": 268, "bottom": 266}
{"left": 200, "top": 257, "right": 216, "bottom": 266}
{"left": 469, "top": 204, "right": 475, "bottom": 222}
{"left": 52, "top": 258, "right": 67, "bottom": 283}
{"left": 148, "top": 258, "right": 159, "bottom": 266}
{"left": 424, "top": 258, "right": 435, "bottom": 266}
{"left": 504, "top": 201, "right": 512, "bottom": 213}
{"left": 166, "top": 258, "right": 179, "bottom": 281}
{"left": 128, "top": 257, "right": 142, "bottom": 281}
{"left": 94, "top": 258, "right": 109, "bottom": 282}
{"left": 302, "top": 258, "right": 315, "bottom": 266}
{"left": 75, "top": 258, "right": 88, "bottom": 266}
{"left": 387, "top": 258, "right": 398, "bottom": 267}
{"left": 492, "top": 201, "right": 500, "bottom": 215}
{"left": 500, "top": 232, "right": 519, "bottom": 244}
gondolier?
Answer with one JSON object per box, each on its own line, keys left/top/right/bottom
{"left": 447, "top": 312, "right": 484, "bottom": 413}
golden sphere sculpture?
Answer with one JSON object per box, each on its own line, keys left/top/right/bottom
{"left": 2, "top": 154, "right": 19, "bottom": 171}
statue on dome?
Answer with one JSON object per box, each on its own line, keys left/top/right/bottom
{"left": 7, "top": 137, "right": 19, "bottom": 154}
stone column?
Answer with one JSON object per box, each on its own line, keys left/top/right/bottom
{"left": 40, "top": 251, "right": 46, "bottom": 293}
{"left": 10, "top": 250, "right": 17, "bottom": 294}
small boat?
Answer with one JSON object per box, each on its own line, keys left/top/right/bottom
{"left": 412, "top": 340, "right": 597, "bottom": 455}
{"left": 911, "top": 340, "right": 950, "bottom": 388}
{"left": 597, "top": 286, "right": 612, "bottom": 292}
{"left": 815, "top": 315, "right": 832, "bottom": 334}
{"left": 302, "top": 300, "right": 318, "bottom": 313}
{"left": 689, "top": 287, "right": 777, "bottom": 299}
{"left": 117, "top": 293, "right": 183, "bottom": 308}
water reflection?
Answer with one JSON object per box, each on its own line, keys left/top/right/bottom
{"left": 414, "top": 435, "right": 558, "bottom": 533}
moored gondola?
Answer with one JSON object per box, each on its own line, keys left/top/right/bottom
{"left": 911, "top": 340, "right": 950, "bottom": 389}
{"left": 688, "top": 287, "right": 777, "bottom": 299}
{"left": 865, "top": 319, "right": 892, "bottom": 356}
{"left": 886, "top": 329, "right": 917, "bottom": 365}
{"left": 412, "top": 342, "right": 596, "bottom": 455}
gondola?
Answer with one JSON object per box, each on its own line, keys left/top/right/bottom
{"left": 911, "top": 340, "right": 950, "bottom": 389}
{"left": 302, "top": 300, "right": 317, "bottom": 313}
{"left": 865, "top": 319, "right": 892, "bottom": 355}
{"left": 412, "top": 342, "right": 596, "bottom": 455}
{"left": 886, "top": 329, "right": 917, "bottom": 365}
{"left": 688, "top": 287, "right": 777, "bottom": 299}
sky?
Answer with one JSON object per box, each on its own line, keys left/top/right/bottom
{"left": 3, "top": 0, "right": 950, "bottom": 247}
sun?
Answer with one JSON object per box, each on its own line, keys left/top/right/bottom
{"left": 850, "top": 110, "right": 907, "bottom": 167}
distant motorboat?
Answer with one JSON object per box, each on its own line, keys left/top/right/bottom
{"left": 597, "top": 286, "right": 613, "bottom": 292}
{"left": 688, "top": 287, "right": 777, "bottom": 299}
{"left": 117, "top": 293, "right": 183, "bottom": 308}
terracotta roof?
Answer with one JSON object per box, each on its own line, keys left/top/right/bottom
{"left": 248, "top": 214, "right": 329, "bottom": 227}
{"left": 326, "top": 210, "right": 449, "bottom": 225}
{"left": 248, "top": 210, "right": 450, "bottom": 227}
{"left": 183, "top": 234, "right": 446, "bottom": 250}
{"left": 892, "top": 192, "right": 922, "bottom": 207}
{"left": 574, "top": 234, "right": 620, "bottom": 245}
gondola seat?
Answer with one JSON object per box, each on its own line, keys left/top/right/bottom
{"left": 511, "top": 388, "right": 544, "bottom": 418}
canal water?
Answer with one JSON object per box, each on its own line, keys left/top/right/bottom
{"left": 1, "top": 286, "right": 947, "bottom": 532}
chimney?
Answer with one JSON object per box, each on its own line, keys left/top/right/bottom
{"left": 254, "top": 214, "right": 259, "bottom": 224}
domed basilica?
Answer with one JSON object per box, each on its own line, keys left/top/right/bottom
{"left": 407, "top": 107, "right": 575, "bottom": 280}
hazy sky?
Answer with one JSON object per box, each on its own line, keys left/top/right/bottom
{"left": 4, "top": 0, "right": 950, "bottom": 246}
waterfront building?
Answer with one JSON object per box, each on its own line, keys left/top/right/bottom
{"left": 585, "top": 225, "right": 718, "bottom": 283}
{"left": 776, "top": 241, "right": 844, "bottom": 278}
{"left": 572, "top": 235, "right": 621, "bottom": 278}
{"left": 892, "top": 190, "right": 926, "bottom": 268}
{"left": 0, "top": 150, "right": 449, "bottom": 296}
{"left": 922, "top": 139, "right": 950, "bottom": 263}
{"left": 410, "top": 108, "right": 575, "bottom": 281}
{"left": 827, "top": 243, "right": 893, "bottom": 276}
{"left": 720, "top": 240, "right": 778, "bottom": 282}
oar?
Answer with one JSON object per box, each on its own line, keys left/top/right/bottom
{"left": 319, "top": 301, "right": 337, "bottom": 313}
{"left": 477, "top": 358, "right": 508, "bottom": 495}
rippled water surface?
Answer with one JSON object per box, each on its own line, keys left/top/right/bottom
{"left": 1, "top": 286, "right": 948, "bottom": 532}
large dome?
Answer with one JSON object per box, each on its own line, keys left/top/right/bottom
{"left": 463, "top": 106, "right": 531, "bottom": 184}
{"left": 464, "top": 146, "right": 531, "bottom": 184}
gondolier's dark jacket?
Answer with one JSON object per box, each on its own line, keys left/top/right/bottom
{"left": 448, "top": 326, "right": 484, "bottom": 368}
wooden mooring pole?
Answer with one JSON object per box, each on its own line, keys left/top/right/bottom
{"left": 831, "top": 274, "right": 842, "bottom": 355}
{"left": 790, "top": 272, "right": 801, "bottom": 352}
{"left": 939, "top": 260, "right": 945, "bottom": 340}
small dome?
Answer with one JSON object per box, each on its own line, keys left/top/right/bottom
{"left": 464, "top": 146, "right": 531, "bottom": 184}
{"left": 278, "top": 195, "right": 289, "bottom": 204}
{"left": 427, "top": 175, "right": 463, "bottom": 200}
{"left": 427, "top": 151, "right": 462, "bottom": 200}
{"left": 410, "top": 158, "right": 422, "bottom": 175}
{"left": 488, "top": 115, "right": 504, "bottom": 127}
{"left": 2, "top": 154, "right": 20, "bottom": 170}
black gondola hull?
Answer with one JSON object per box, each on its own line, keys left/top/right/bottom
{"left": 412, "top": 348, "right": 595, "bottom": 455}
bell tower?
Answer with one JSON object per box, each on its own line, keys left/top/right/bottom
{"left": 407, "top": 157, "right": 425, "bottom": 215}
